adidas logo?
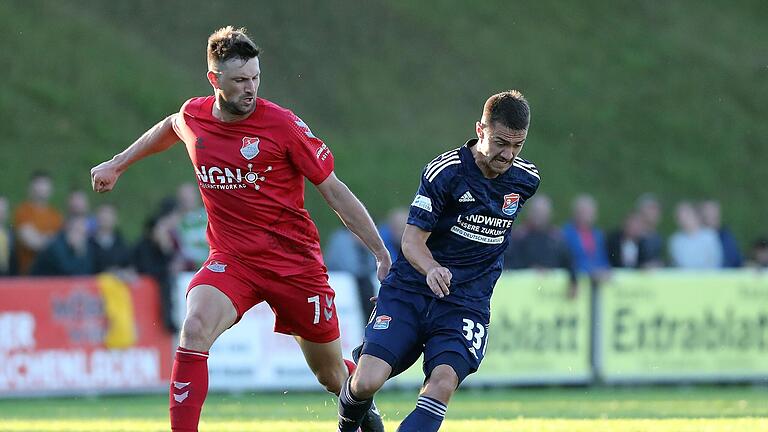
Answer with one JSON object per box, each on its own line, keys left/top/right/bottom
{"left": 459, "top": 191, "right": 475, "bottom": 203}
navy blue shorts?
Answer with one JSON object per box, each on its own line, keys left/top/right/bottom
{"left": 361, "top": 285, "right": 490, "bottom": 384}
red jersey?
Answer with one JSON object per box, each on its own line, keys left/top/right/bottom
{"left": 172, "top": 96, "right": 334, "bottom": 276}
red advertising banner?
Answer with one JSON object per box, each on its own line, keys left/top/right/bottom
{"left": 0, "top": 275, "right": 173, "bottom": 396}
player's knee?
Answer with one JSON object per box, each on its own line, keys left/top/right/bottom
{"left": 315, "top": 364, "right": 346, "bottom": 394}
{"left": 350, "top": 370, "right": 386, "bottom": 399}
{"left": 424, "top": 366, "right": 459, "bottom": 402}
{"left": 180, "top": 314, "right": 214, "bottom": 351}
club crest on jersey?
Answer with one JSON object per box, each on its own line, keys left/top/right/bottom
{"left": 240, "top": 137, "right": 260, "bottom": 160}
{"left": 373, "top": 315, "right": 392, "bottom": 330}
{"left": 206, "top": 261, "right": 227, "bottom": 273}
{"left": 502, "top": 193, "right": 520, "bottom": 216}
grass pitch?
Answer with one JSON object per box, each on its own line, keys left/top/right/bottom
{"left": 0, "top": 386, "right": 766, "bottom": 431}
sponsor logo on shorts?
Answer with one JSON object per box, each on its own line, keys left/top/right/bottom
{"left": 206, "top": 261, "right": 227, "bottom": 273}
{"left": 373, "top": 315, "right": 392, "bottom": 330}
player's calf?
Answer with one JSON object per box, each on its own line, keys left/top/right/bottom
{"left": 419, "top": 365, "right": 458, "bottom": 403}
{"left": 396, "top": 395, "right": 447, "bottom": 432}
{"left": 338, "top": 355, "right": 391, "bottom": 432}
{"left": 396, "top": 365, "right": 459, "bottom": 432}
{"left": 313, "top": 360, "right": 348, "bottom": 395}
{"left": 338, "top": 375, "right": 375, "bottom": 432}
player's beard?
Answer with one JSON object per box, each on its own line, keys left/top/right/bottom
{"left": 218, "top": 94, "right": 255, "bottom": 116}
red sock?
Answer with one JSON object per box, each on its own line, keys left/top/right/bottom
{"left": 169, "top": 347, "right": 209, "bottom": 432}
{"left": 344, "top": 358, "right": 357, "bottom": 376}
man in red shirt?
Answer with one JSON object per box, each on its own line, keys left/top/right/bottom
{"left": 91, "top": 26, "right": 389, "bottom": 432}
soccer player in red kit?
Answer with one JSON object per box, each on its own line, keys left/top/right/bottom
{"left": 90, "top": 26, "right": 388, "bottom": 432}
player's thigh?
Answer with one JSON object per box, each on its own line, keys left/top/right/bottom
{"left": 361, "top": 286, "right": 427, "bottom": 376}
{"left": 182, "top": 256, "right": 262, "bottom": 349}
{"left": 422, "top": 304, "right": 490, "bottom": 386}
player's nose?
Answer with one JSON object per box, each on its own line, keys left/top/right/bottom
{"left": 245, "top": 79, "right": 257, "bottom": 93}
{"left": 500, "top": 148, "right": 515, "bottom": 161}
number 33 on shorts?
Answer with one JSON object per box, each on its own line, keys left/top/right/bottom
{"left": 461, "top": 318, "right": 489, "bottom": 358}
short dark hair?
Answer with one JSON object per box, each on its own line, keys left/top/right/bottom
{"left": 482, "top": 90, "right": 530, "bottom": 130}
{"left": 207, "top": 26, "right": 260, "bottom": 69}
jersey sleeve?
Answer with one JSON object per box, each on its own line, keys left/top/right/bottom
{"left": 286, "top": 114, "right": 334, "bottom": 184}
{"left": 407, "top": 166, "right": 452, "bottom": 232}
{"left": 171, "top": 98, "right": 198, "bottom": 140}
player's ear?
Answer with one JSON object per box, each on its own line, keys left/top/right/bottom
{"left": 476, "top": 121, "right": 484, "bottom": 140}
{"left": 207, "top": 70, "right": 220, "bottom": 89}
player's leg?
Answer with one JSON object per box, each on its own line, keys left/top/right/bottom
{"left": 338, "top": 287, "right": 428, "bottom": 432}
{"left": 336, "top": 353, "right": 392, "bottom": 432}
{"left": 170, "top": 284, "right": 237, "bottom": 432}
{"left": 293, "top": 335, "right": 349, "bottom": 394}
{"left": 396, "top": 363, "right": 460, "bottom": 432}
{"left": 396, "top": 303, "right": 489, "bottom": 432}
{"left": 170, "top": 256, "right": 258, "bottom": 432}
{"left": 294, "top": 333, "right": 387, "bottom": 432}
{"left": 262, "top": 271, "right": 384, "bottom": 431}
{"left": 179, "top": 284, "right": 237, "bottom": 350}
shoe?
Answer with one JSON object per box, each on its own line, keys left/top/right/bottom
{"left": 360, "top": 401, "right": 385, "bottom": 432}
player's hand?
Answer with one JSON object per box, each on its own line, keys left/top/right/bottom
{"left": 90, "top": 159, "right": 121, "bottom": 193}
{"left": 426, "top": 266, "right": 452, "bottom": 298}
{"left": 375, "top": 252, "right": 392, "bottom": 282}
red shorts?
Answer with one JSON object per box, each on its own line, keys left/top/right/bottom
{"left": 187, "top": 252, "right": 340, "bottom": 343}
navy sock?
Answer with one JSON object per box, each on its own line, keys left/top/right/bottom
{"left": 396, "top": 396, "right": 446, "bottom": 432}
{"left": 338, "top": 377, "right": 373, "bottom": 432}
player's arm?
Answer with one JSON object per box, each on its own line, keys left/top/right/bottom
{"left": 316, "top": 172, "right": 391, "bottom": 281}
{"left": 90, "top": 114, "right": 180, "bottom": 193}
{"left": 401, "top": 224, "right": 452, "bottom": 298}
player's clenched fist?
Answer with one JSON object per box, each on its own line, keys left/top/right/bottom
{"left": 90, "top": 160, "right": 121, "bottom": 193}
{"left": 426, "top": 265, "right": 452, "bottom": 298}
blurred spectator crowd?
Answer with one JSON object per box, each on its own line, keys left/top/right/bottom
{"left": 2, "top": 172, "right": 768, "bottom": 323}
{"left": 0, "top": 172, "right": 209, "bottom": 332}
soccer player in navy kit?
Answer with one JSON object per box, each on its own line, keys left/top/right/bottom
{"left": 337, "top": 91, "right": 539, "bottom": 432}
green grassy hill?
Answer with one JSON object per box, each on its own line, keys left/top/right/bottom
{"left": 2, "top": 0, "right": 767, "bottom": 246}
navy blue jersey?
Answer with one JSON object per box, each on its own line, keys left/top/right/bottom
{"left": 383, "top": 139, "right": 540, "bottom": 313}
